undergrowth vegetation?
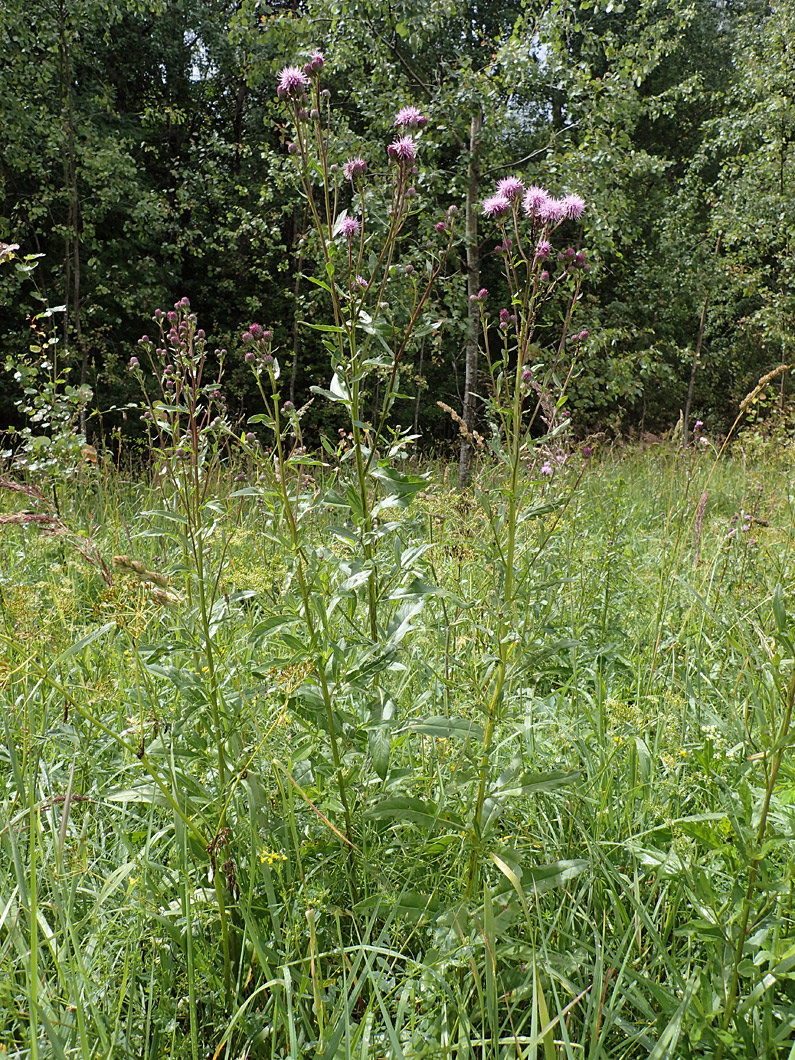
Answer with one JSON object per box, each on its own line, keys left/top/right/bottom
{"left": 2, "top": 431, "right": 795, "bottom": 1059}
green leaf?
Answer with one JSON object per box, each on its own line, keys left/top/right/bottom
{"left": 405, "top": 716, "right": 484, "bottom": 742}
{"left": 772, "top": 584, "right": 787, "bottom": 634}
{"left": 363, "top": 796, "right": 463, "bottom": 830}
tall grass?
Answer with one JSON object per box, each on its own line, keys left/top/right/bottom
{"left": 2, "top": 427, "right": 795, "bottom": 1059}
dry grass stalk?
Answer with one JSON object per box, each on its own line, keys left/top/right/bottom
{"left": 738, "top": 365, "right": 789, "bottom": 413}
{"left": 436, "top": 401, "right": 484, "bottom": 447}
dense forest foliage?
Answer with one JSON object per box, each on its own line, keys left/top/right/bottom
{"left": 1, "top": 0, "right": 793, "bottom": 448}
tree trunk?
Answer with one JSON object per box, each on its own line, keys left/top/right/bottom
{"left": 457, "top": 110, "right": 482, "bottom": 489}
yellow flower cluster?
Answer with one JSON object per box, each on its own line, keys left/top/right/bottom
{"left": 259, "top": 850, "right": 288, "bottom": 866}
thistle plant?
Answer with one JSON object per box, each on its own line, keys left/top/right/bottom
{"left": 131, "top": 299, "right": 239, "bottom": 1000}
{"left": 465, "top": 178, "right": 590, "bottom": 895}
{"left": 232, "top": 53, "right": 456, "bottom": 887}
{"left": 275, "top": 51, "right": 455, "bottom": 643}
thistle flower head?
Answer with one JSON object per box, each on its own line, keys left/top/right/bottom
{"left": 535, "top": 239, "right": 552, "bottom": 261}
{"left": 394, "top": 105, "right": 428, "bottom": 129}
{"left": 539, "top": 197, "right": 565, "bottom": 224}
{"left": 339, "top": 216, "right": 361, "bottom": 239}
{"left": 303, "top": 50, "right": 325, "bottom": 74}
{"left": 277, "top": 65, "right": 310, "bottom": 98}
{"left": 343, "top": 157, "right": 368, "bottom": 180}
{"left": 496, "top": 176, "right": 524, "bottom": 201}
{"left": 561, "top": 193, "right": 586, "bottom": 220}
{"left": 387, "top": 135, "right": 417, "bottom": 164}
{"left": 482, "top": 194, "right": 511, "bottom": 220}
{"left": 522, "top": 185, "right": 550, "bottom": 216}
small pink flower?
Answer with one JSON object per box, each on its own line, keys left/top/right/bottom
{"left": 343, "top": 157, "right": 367, "bottom": 180}
{"left": 539, "top": 198, "right": 565, "bottom": 224}
{"left": 303, "top": 50, "right": 324, "bottom": 74}
{"left": 561, "top": 193, "right": 586, "bottom": 220}
{"left": 541, "top": 461, "right": 553, "bottom": 476}
{"left": 387, "top": 135, "right": 416, "bottom": 163}
{"left": 496, "top": 176, "right": 524, "bottom": 201}
{"left": 277, "top": 65, "right": 310, "bottom": 97}
{"left": 394, "top": 105, "right": 428, "bottom": 129}
{"left": 339, "top": 216, "right": 361, "bottom": 239}
{"left": 535, "top": 239, "right": 552, "bottom": 261}
{"left": 482, "top": 194, "right": 511, "bottom": 219}
{"left": 522, "top": 185, "right": 550, "bottom": 216}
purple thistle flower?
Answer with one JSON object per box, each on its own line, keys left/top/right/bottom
{"left": 540, "top": 461, "right": 554, "bottom": 476}
{"left": 482, "top": 194, "right": 511, "bottom": 220}
{"left": 435, "top": 221, "right": 447, "bottom": 232}
{"left": 303, "top": 50, "right": 324, "bottom": 74}
{"left": 394, "top": 105, "right": 428, "bottom": 129}
{"left": 355, "top": 275, "right": 369, "bottom": 289}
{"left": 343, "top": 157, "right": 368, "bottom": 180}
{"left": 539, "top": 197, "right": 565, "bottom": 224}
{"left": 128, "top": 356, "right": 140, "bottom": 369}
{"left": 387, "top": 135, "right": 417, "bottom": 163}
{"left": 496, "top": 176, "right": 524, "bottom": 201}
{"left": 535, "top": 239, "right": 552, "bottom": 261}
{"left": 277, "top": 65, "right": 310, "bottom": 98}
{"left": 561, "top": 193, "right": 586, "bottom": 220}
{"left": 339, "top": 216, "right": 360, "bottom": 239}
{"left": 521, "top": 368, "right": 533, "bottom": 383}
{"left": 522, "top": 185, "right": 550, "bottom": 216}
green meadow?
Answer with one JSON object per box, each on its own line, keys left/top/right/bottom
{"left": 2, "top": 433, "right": 794, "bottom": 1059}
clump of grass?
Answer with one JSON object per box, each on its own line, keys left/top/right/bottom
{"left": 2, "top": 428, "right": 795, "bottom": 1058}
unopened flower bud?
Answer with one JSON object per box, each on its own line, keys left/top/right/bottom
{"left": 245, "top": 350, "right": 255, "bottom": 362}
{"left": 435, "top": 221, "right": 446, "bottom": 232}
{"left": 129, "top": 356, "right": 140, "bottom": 369}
